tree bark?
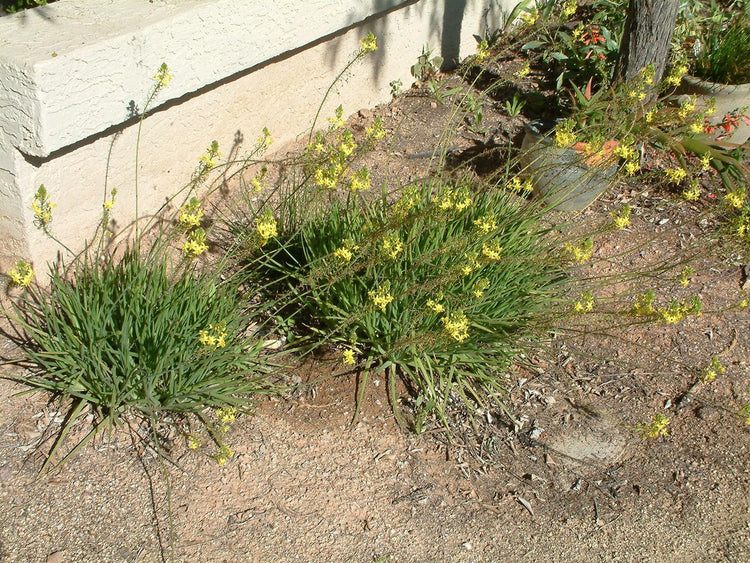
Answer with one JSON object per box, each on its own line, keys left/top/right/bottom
{"left": 615, "top": 0, "right": 680, "bottom": 85}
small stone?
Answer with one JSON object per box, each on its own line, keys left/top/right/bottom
{"left": 47, "top": 551, "right": 65, "bottom": 563}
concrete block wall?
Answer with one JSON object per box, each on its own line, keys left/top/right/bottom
{"left": 0, "top": 0, "right": 512, "bottom": 271}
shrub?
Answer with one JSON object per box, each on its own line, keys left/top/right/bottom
{"left": 245, "top": 176, "right": 565, "bottom": 430}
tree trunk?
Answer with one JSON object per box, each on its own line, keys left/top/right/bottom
{"left": 615, "top": 0, "right": 680, "bottom": 85}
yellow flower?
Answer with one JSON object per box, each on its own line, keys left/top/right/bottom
{"left": 426, "top": 298, "right": 445, "bottom": 314}
{"left": 256, "top": 212, "right": 278, "bottom": 246}
{"left": 665, "top": 65, "right": 688, "bottom": 87}
{"left": 678, "top": 97, "right": 696, "bottom": 120}
{"left": 507, "top": 176, "right": 533, "bottom": 193}
{"left": 183, "top": 228, "right": 209, "bottom": 257}
{"left": 7, "top": 261, "right": 34, "bottom": 287}
{"left": 561, "top": 0, "right": 577, "bottom": 18}
{"left": 677, "top": 266, "right": 694, "bottom": 287}
{"left": 610, "top": 205, "right": 630, "bottom": 229}
{"left": 472, "top": 278, "right": 490, "bottom": 299}
{"left": 199, "top": 322, "right": 228, "bottom": 349}
{"left": 381, "top": 232, "right": 404, "bottom": 259}
{"left": 342, "top": 348, "right": 356, "bottom": 365}
{"left": 645, "top": 109, "right": 657, "bottom": 123}
{"left": 32, "top": 185, "right": 55, "bottom": 229}
{"left": 360, "top": 32, "right": 378, "bottom": 53}
{"left": 216, "top": 406, "right": 237, "bottom": 424}
{"left": 328, "top": 105, "right": 346, "bottom": 129}
{"left": 554, "top": 119, "right": 576, "bottom": 148}
{"left": 350, "top": 166, "right": 371, "bottom": 192}
{"left": 682, "top": 181, "right": 700, "bottom": 201}
{"left": 515, "top": 62, "right": 531, "bottom": 78}
{"left": 103, "top": 187, "right": 117, "bottom": 211}
{"left": 564, "top": 239, "right": 593, "bottom": 263}
{"left": 573, "top": 291, "right": 594, "bottom": 314}
{"left": 700, "top": 153, "right": 711, "bottom": 171}
{"left": 623, "top": 160, "right": 640, "bottom": 176}
{"left": 442, "top": 311, "right": 469, "bottom": 343}
{"left": 368, "top": 282, "right": 394, "bottom": 312}
{"left": 520, "top": 8, "right": 538, "bottom": 26}
{"left": 632, "top": 290, "right": 655, "bottom": 316}
{"left": 152, "top": 62, "right": 172, "bottom": 89}
{"left": 187, "top": 434, "right": 201, "bottom": 450}
{"left": 473, "top": 214, "right": 497, "bottom": 234}
{"left": 334, "top": 247, "right": 353, "bottom": 263}
{"left": 725, "top": 191, "right": 745, "bottom": 209}
{"left": 637, "top": 413, "right": 670, "bottom": 439}
{"left": 257, "top": 127, "right": 273, "bottom": 148}
{"left": 664, "top": 168, "right": 687, "bottom": 184}
{"left": 216, "top": 444, "right": 234, "bottom": 466}
{"left": 701, "top": 356, "right": 725, "bottom": 384}
{"left": 481, "top": 240, "right": 503, "bottom": 261}
{"left": 179, "top": 197, "right": 204, "bottom": 229}
{"left": 365, "top": 118, "right": 387, "bottom": 142}
{"left": 689, "top": 120, "right": 704, "bottom": 134}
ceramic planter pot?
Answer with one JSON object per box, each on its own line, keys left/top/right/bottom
{"left": 520, "top": 119, "right": 618, "bottom": 212}
{"left": 680, "top": 75, "right": 750, "bottom": 144}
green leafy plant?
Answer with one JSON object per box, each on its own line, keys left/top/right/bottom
{"left": 410, "top": 45, "right": 443, "bottom": 83}
{"left": 1, "top": 0, "right": 50, "bottom": 13}
{"left": 504, "top": 92, "right": 526, "bottom": 117}
{"left": 245, "top": 176, "right": 565, "bottom": 430}
{"left": 692, "top": 17, "right": 750, "bottom": 85}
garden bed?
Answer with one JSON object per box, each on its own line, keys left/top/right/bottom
{"left": 1, "top": 63, "right": 749, "bottom": 562}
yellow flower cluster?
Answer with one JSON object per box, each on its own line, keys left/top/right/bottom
{"left": 614, "top": 142, "right": 640, "bottom": 176}
{"left": 665, "top": 64, "right": 688, "bottom": 87}
{"left": 632, "top": 290, "right": 655, "bottom": 316}
{"left": 216, "top": 444, "right": 234, "bottom": 466}
{"left": 725, "top": 190, "right": 746, "bottom": 209}
{"left": 658, "top": 295, "right": 702, "bottom": 324}
{"left": 7, "top": 261, "right": 34, "bottom": 288}
{"left": 349, "top": 166, "right": 371, "bottom": 193}
{"left": 250, "top": 165, "right": 268, "bottom": 194}
{"left": 216, "top": 406, "right": 237, "bottom": 424}
{"left": 256, "top": 212, "right": 278, "bottom": 246}
{"left": 701, "top": 356, "right": 725, "bottom": 384}
{"left": 461, "top": 252, "right": 482, "bottom": 276}
{"left": 677, "top": 266, "right": 694, "bottom": 287}
{"left": 610, "top": 205, "right": 631, "bottom": 230}
{"left": 381, "top": 231, "right": 404, "bottom": 259}
{"left": 682, "top": 181, "right": 701, "bottom": 201}
{"left": 257, "top": 127, "right": 274, "bottom": 150}
{"left": 32, "top": 185, "right": 55, "bottom": 229}
{"left": 664, "top": 168, "right": 687, "bottom": 184}
{"left": 507, "top": 176, "right": 534, "bottom": 193}
{"left": 473, "top": 214, "right": 497, "bottom": 234}
{"left": 342, "top": 348, "right": 356, "bottom": 365}
{"left": 481, "top": 240, "right": 503, "bottom": 261}
{"left": 520, "top": 8, "right": 538, "bottom": 26}
{"left": 564, "top": 239, "right": 593, "bottom": 263}
{"left": 427, "top": 297, "right": 445, "bottom": 314}
{"left": 392, "top": 187, "right": 421, "bottom": 219}
{"left": 472, "top": 278, "right": 490, "bottom": 299}
{"left": 515, "top": 62, "right": 531, "bottom": 78}
{"left": 441, "top": 311, "right": 469, "bottom": 343}
{"left": 573, "top": 291, "right": 594, "bottom": 314}
{"left": 561, "top": 0, "right": 577, "bottom": 18}
{"left": 182, "top": 228, "right": 209, "bottom": 257}
{"left": 334, "top": 246, "right": 353, "bottom": 263}
{"left": 360, "top": 32, "right": 378, "bottom": 53}
{"left": 435, "top": 186, "right": 472, "bottom": 212}
{"left": 152, "top": 62, "right": 172, "bottom": 90}
{"left": 187, "top": 434, "right": 202, "bottom": 450}
{"left": 103, "top": 188, "right": 117, "bottom": 212}
{"left": 637, "top": 413, "right": 670, "bottom": 439}
{"left": 328, "top": 105, "right": 346, "bottom": 129}
{"left": 678, "top": 97, "right": 696, "bottom": 120}
{"left": 179, "top": 197, "right": 204, "bottom": 229}
{"left": 199, "top": 322, "right": 227, "bottom": 349}
{"left": 193, "top": 140, "right": 221, "bottom": 186}
{"left": 368, "top": 282, "right": 394, "bottom": 312}
{"left": 554, "top": 119, "right": 576, "bottom": 148}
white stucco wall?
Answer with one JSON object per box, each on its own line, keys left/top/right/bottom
{"left": 0, "top": 0, "right": 512, "bottom": 271}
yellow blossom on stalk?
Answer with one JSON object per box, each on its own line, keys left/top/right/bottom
{"left": 461, "top": 252, "right": 482, "bottom": 276}
{"left": 257, "top": 127, "right": 273, "bottom": 148}
{"left": 198, "top": 140, "right": 221, "bottom": 169}
{"left": 473, "top": 214, "right": 497, "bottom": 234}
{"left": 701, "top": 356, "right": 725, "bottom": 384}
{"left": 689, "top": 120, "right": 704, "bottom": 134}
{"left": 32, "top": 185, "right": 55, "bottom": 229}
{"left": 677, "top": 266, "right": 694, "bottom": 287}
{"left": 7, "top": 261, "right": 34, "bottom": 288}
{"left": 360, "top": 32, "right": 378, "bottom": 53}
{"left": 725, "top": 190, "right": 745, "bottom": 209}
{"left": 554, "top": 119, "right": 576, "bottom": 148}
{"left": 183, "top": 228, "right": 208, "bottom": 257}
{"left": 507, "top": 176, "right": 534, "bottom": 193}
{"left": 521, "top": 8, "right": 538, "bottom": 26}
{"left": 639, "top": 64, "right": 655, "bottom": 86}
{"left": 645, "top": 108, "right": 657, "bottom": 123}
{"left": 369, "top": 282, "right": 394, "bottom": 312}
{"left": 637, "top": 413, "right": 670, "bottom": 439}
{"left": 365, "top": 118, "right": 387, "bottom": 142}
{"left": 334, "top": 246, "right": 353, "bottom": 263}
{"left": 103, "top": 188, "right": 117, "bottom": 211}
{"left": 704, "top": 99, "right": 717, "bottom": 116}
{"left": 665, "top": 64, "right": 688, "bottom": 87}
{"left": 623, "top": 160, "right": 640, "bottom": 176}
{"left": 481, "top": 240, "right": 503, "bottom": 261}
{"left": 250, "top": 165, "right": 268, "bottom": 194}
{"left": 572, "top": 25, "right": 584, "bottom": 42}
{"left": 632, "top": 290, "right": 656, "bottom": 316}
{"left": 215, "top": 444, "right": 234, "bottom": 466}
{"left": 472, "top": 278, "right": 490, "bottom": 299}
{"left": 328, "top": 105, "right": 346, "bottom": 129}
{"left": 381, "top": 231, "right": 404, "bottom": 259}
{"left": 610, "top": 205, "right": 631, "bottom": 229}
{"left": 700, "top": 153, "right": 711, "bottom": 171}
{"left": 678, "top": 97, "right": 696, "bottom": 120}
{"left": 658, "top": 295, "right": 701, "bottom": 324}
{"left": 342, "top": 348, "right": 356, "bottom": 365}
{"left": 255, "top": 212, "right": 278, "bottom": 246}
{"left": 664, "top": 168, "right": 687, "bottom": 184}
{"left": 339, "top": 130, "right": 357, "bottom": 157}
{"left": 573, "top": 291, "right": 594, "bottom": 314}
{"left": 442, "top": 311, "right": 469, "bottom": 343}
{"left": 216, "top": 406, "right": 237, "bottom": 424}
{"left": 179, "top": 197, "right": 204, "bottom": 229}
{"left": 199, "top": 322, "right": 228, "bottom": 349}
{"left": 561, "top": 0, "right": 577, "bottom": 18}
{"left": 515, "top": 62, "right": 531, "bottom": 78}
{"left": 350, "top": 166, "right": 371, "bottom": 192}
{"left": 392, "top": 187, "right": 420, "bottom": 219}
{"left": 152, "top": 62, "right": 172, "bottom": 89}
{"left": 427, "top": 297, "right": 445, "bottom": 314}
{"left": 682, "top": 180, "right": 701, "bottom": 201}
{"left": 187, "top": 434, "right": 201, "bottom": 450}
{"left": 475, "top": 39, "right": 490, "bottom": 62}
{"left": 564, "top": 239, "right": 593, "bottom": 263}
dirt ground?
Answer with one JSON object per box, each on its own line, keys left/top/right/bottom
{"left": 1, "top": 71, "right": 749, "bottom": 563}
